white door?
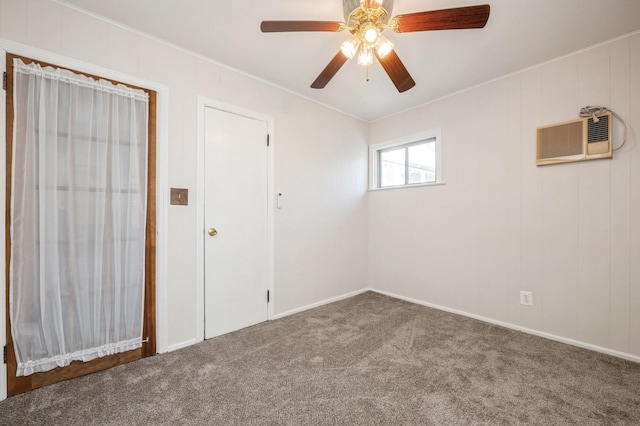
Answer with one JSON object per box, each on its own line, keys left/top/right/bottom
{"left": 204, "top": 107, "right": 269, "bottom": 339}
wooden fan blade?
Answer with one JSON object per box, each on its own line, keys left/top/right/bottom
{"left": 311, "top": 52, "right": 349, "bottom": 89}
{"left": 375, "top": 49, "right": 416, "bottom": 93}
{"left": 261, "top": 21, "right": 343, "bottom": 32}
{"left": 393, "top": 4, "right": 490, "bottom": 33}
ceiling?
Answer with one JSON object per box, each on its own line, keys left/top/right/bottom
{"left": 57, "top": 0, "right": 640, "bottom": 122}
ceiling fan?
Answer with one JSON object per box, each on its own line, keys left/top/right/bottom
{"left": 261, "top": 0, "right": 490, "bottom": 93}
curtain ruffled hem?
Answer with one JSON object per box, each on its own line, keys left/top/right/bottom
{"left": 16, "top": 338, "right": 143, "bottom": 377}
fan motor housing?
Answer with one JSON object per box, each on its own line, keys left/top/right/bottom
{"left": 343, "top": 0, "right": 394, "bottom": 24}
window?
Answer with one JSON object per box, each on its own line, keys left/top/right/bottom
{"left": 369, "top": 129, "right": 441, "bottom": 189}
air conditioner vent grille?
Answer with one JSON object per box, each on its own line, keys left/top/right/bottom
{"left": 588, "top": 115, "right": 609, "bottom": 143}
{"left": 536, "top": 112, "right": 612, "bottom": 166}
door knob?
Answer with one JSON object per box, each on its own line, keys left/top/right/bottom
{"left": 208, "top": 228, "right": 218, "bottom": 237}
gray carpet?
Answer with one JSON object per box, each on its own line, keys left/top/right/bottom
{"left": 1, "top": 291, "right": 640, "bottom": 425}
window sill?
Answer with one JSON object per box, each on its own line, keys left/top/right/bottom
{"left": 368, "top": 181, "right": 447, "bottom": 192}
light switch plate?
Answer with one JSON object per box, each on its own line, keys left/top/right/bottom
{"left": 170, "top": 188, "right": 188, "bottom": 206}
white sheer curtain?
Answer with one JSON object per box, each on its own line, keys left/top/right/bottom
{"left": 10, "top": 59, "right": 149, "bottom": 376}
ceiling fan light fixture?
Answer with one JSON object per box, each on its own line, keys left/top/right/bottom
{"left": 263, "top": 1, "right": 489, "bottom": 92}
{"left": 376, "top": 37, "right": 394, "bottom": 58}
{"left": 340, "top": 38, "right": 360, "bottom": 59}
{"left": 358, "top": 45, "right": 374, "bottom": 66}
{"left": 363, "top": 25, "right": 379, "bottom": 44}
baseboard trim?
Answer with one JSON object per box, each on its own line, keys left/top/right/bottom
{"left": 167, "top": 338, "right": 201, "bottom": 353}
{"left": 273, "top": 288, "right": 370, "bottom": 320}
{"left": 370, "top": 288, "right": 640, "bottom": 364}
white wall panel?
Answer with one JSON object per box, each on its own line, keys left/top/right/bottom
{"left": 506, "top": 75, "right": 522, "bottom": 325}
{"left": 629, "top": 34, "right": 640, "bottom": 355}
{"left": 26, "top": 0, "right": 62, "bottom": 54}
{"left": 609, "top": 38, "right": 631, "bottom": 353}
{"left": 577, "top": 158, "right": 610, "bottom": 347}
{"left": 475, "top": 85, "right": 493, "bottom": 318}
{"left": 270, "top": 96, "right": 368, "bottom": 314}
{"left": 519, "top": 67, "right": 544, "bottom": 331}
{"left": 106, "top": 25, "right": 140, "bottom": 76}
{"left": 424, "top": 96, "right": 459, "bottom": 307}
{"left": 195, "top": 58, "right": 221, "bottom": 101}
{"left": 441, "top": 91, "right": 480, "bottom": 315}
{"left": 61, "top": 7, "right": 107, "bottom": 67}
{"left": 488, "top": 79, "right": 511, "bottom": 323}
{"left": 541, "top": 163, "right": 579, "bottom": 340}
{"left": 137, "top": 36, "right": 157, "bottom": 82}
{"left": 576, "top": 45, "right": 611, "bottom": 348}
{"left": 578, "top": 45, "right": 611, "bottom": 105}
{"left": 540, "top": 55, "right": 579, "bottom": 340}
{"left": 0, "top": 0, "right": 27, "bottom": 43}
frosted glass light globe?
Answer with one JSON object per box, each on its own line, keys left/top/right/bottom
{"left": 364, "top": 27, "right": 379, "bottom": 43}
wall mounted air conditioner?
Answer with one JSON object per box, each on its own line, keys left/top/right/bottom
{"left": 536, "top": 112, "right": 612, "bottom": 166}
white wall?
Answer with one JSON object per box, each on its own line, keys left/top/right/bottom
{"left": 369, "top": 33, "right": 640, "bottom": 359}
{"left": 0, "top": 0, "right": 369, "bottom": 353}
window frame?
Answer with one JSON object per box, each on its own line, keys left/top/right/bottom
{"left": 369, "top": 128, "right": 443, "bottom": 191}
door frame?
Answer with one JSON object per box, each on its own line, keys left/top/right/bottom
{"left": 0, "top": 40, "right": 170, "bottom": 401}
{"left": 195, "top": 97, "right": 275, "bottom": 342}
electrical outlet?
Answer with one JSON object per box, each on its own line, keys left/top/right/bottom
{"left": 520, "top": 291, "right": 533, "bottom": 306}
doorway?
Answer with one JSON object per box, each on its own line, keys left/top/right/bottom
{"left": 201, "top": 104, "right": 273, "bottom": 339}
{"left": 4, "top": 54, "right": 156, "bottom": 396}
